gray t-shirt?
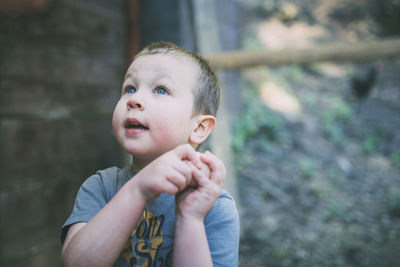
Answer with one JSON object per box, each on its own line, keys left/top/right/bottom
{"left": 61, "top": 165, "right": 240, "bottom": 267}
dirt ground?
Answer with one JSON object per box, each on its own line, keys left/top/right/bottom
{"left": 234, "top": 0, "right": 400, "bottom": 266}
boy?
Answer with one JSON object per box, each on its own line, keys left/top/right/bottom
{"left": 61, "top": 42, "right": 240, "bottom": 267}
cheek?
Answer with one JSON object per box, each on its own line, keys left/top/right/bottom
{"left": 152, "top": 119, "right": 176, "bottom": 139}
{"left": 112, "top": 102, "right": 123, "bottom": 133}
{"left": 152, "top": 116, "right": 191, "bottom": 143}
{"left": 111, "top": 114, "right": 118, "bottom": 136}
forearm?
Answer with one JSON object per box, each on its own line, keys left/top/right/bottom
{"left": 173, "top": 215, "right": 213, "bottom": 267}
{"left": 62, "top": 180, "right": 147, "bottom": 267}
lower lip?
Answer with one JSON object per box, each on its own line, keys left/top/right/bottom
{"left": 125, "top": 128, "right": 148, "bottom": 135}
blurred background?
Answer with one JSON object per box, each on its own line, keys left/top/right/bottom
{"left": 1, "top": 0, "right": 399, "bottom": 266}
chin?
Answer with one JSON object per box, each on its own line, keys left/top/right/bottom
{"left": 122, "top": 145, "right": 158, "bottom": 160}
{"left": 123, "top": 146, "right": 147, "bottom": 156}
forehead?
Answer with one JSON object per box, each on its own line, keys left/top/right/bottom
{"left": 127, "top": 53, "right": 199, "bottom": 81}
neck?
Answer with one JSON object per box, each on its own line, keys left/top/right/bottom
{"left": 130, "top": 155, "right": 154, "bottom": 172}
{"left": 129, "top": 143, "right": 198, "bottom": 172}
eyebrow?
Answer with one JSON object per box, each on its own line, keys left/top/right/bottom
{"left": 123, "top": 72, "right": 178, "bottom": 91}
{"left": 124, "top": 71, "right": 133, "bottom": 81}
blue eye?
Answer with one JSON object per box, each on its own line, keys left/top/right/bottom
{"left": 127, "top": 87, "right": 136, "bottom": 94}
{"left": 156, "top": 87, "right": 168, "bottom": 95}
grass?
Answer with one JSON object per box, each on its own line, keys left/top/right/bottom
{"left": 298, "top": 158, "right": 316, "bottom": 180}
{"left": 362, "top": 133, "right": 380, "bottom": 154}
{"left": 390, "top": 151, "right": 400, "bottom": 166}
{"left": 321, "top": 98, "right": 353, "bottom": 145}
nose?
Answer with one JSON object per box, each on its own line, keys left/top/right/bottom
{"left": 127, "top": 96, "right": 144, "bottom": 111}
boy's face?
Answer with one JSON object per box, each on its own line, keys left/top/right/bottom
{"left": 112, "top": 54, "right": 198, "bottom": 164}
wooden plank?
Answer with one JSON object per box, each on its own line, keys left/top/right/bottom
{"left": 192, "top": 0, "right": 239, "bottom": 204}
{"left": 205, "top": 38, "right": 400, "bottom": 69}
{"left": 127, "top": 0, "right": 141, "bottom": 60}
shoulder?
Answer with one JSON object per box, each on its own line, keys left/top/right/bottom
{"left": 218, "top": 189, "right": 235, "bottom": 201}
{"left": 205, "top": 189, "right": 239, "bottom": 226}
{"left": 82, "top": 166, "right": 119, "bottom": 189}
{"left": 80, "top": 166, "right": 128, "bottom": 202}
{"left": 215, "top": 189, "right": 238, "bottom": 210}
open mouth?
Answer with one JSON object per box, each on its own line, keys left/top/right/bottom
{"left": 125, "top": 119, "right": 149, "bottom": 130}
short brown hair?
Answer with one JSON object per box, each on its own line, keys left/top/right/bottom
{"left": 134, "top": 42, "right": 220, "bottom": 117}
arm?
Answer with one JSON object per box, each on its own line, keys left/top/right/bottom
{"left": 62, "top": 177, "right": 147, "bottom": 267}
{"left": 204, "top": 194, "right": 240, "bottom": 266}
{"left": 173, "top": 151, "right": 226, "bottom": 267}
{"left": 62, "top": 144, "right": 202, "bottom": 267}
{"left": 174, "top": 214, "right": 213, "bottom": 266}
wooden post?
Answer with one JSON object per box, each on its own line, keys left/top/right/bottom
{"left": 205, "top": 38, "right": 400, "bottom": 69}
{"left": 127, "top": 0, "right": 141, "bottom": 60}
{"left": 192, "top": 0, "right": 239, "bottom": 204}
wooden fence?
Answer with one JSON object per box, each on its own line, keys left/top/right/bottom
{"left": 205, "top": 38, "right": 400, "bottom": 69}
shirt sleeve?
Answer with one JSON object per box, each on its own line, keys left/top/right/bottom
{"left": 60, "top": 168, "right": 118, "bottom": 243}
{"left": 204, "top": 190, "right": 240, "bottom": 267}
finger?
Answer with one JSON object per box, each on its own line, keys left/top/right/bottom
{"left": 172, "top": 160, "right": 195, "bottom": 187}
{"left": 192, "top": 167, "right": 221, "bottom": 198}
{"left": 171, "top": 158, "right": 191, "bottom": 178}
{"left": 197, "top": 156, "right": 211, "bottom": 178}
{"left": 159, "top": 177, "right": 181, "bottom": 195}
{"left": 200, "top": 151, "right": 226, "bottom": 186}
{"left": 166, "top": 171, "right": 189, "bottom": 192}
{"left": 191, "top": 167, "right": 210, "bottom": 188}
{"left": 175, "top": 144, "right": 201, "bottom": 169}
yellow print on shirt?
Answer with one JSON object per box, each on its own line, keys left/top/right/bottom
{"left": 122, "top": 210, "right": 168, "bottom": 266}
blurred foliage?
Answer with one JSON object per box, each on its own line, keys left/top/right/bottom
{"left": 391, "top": 151, "right": 400, "bottom": 165}
{"left": 235, "top": 1, "right": 400, "bottom": 266}
{"left": 297, "top": 157, "right": 316, "bottom": 180}
{"left": 232, "top": 79, "right": 284, "bottom": 153}
{"left": 236, "top": 0, "right": 277, "bottom": 16}
{"left": 322, "top": 98, "right": 353, "bottom": 124}
{"left": 329, "top": 0, "right": 400, "bottom": 36}
{"left": 390, "top": 193, "right": 400, "bottom": 215}
{"left": 362, "top": 133, "right": 380, "bottom": 154}
{"left": 242, "top": 28, "right": 265, "bottom": 52}
{"left": 321, "top": 98, "right": 353, "bottom": 145}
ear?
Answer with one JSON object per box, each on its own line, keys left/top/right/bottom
{"left": 189, "top": 115, "right": 216, "bottom": 145}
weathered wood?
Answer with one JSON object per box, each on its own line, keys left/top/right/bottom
{"left": 0, "top": 1, "right": 127, "bottom": 266}
{"left": 127, "top": 0, "right": 141, "bottom": 60}
{"left": 192, "top": 0, "right": 239, "bottom": 203}
{"left": 205, "top": 38, "right": 400, "bottom": 69}
{"left": 215, "top": 0, "right": 243, "bottom": 114}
